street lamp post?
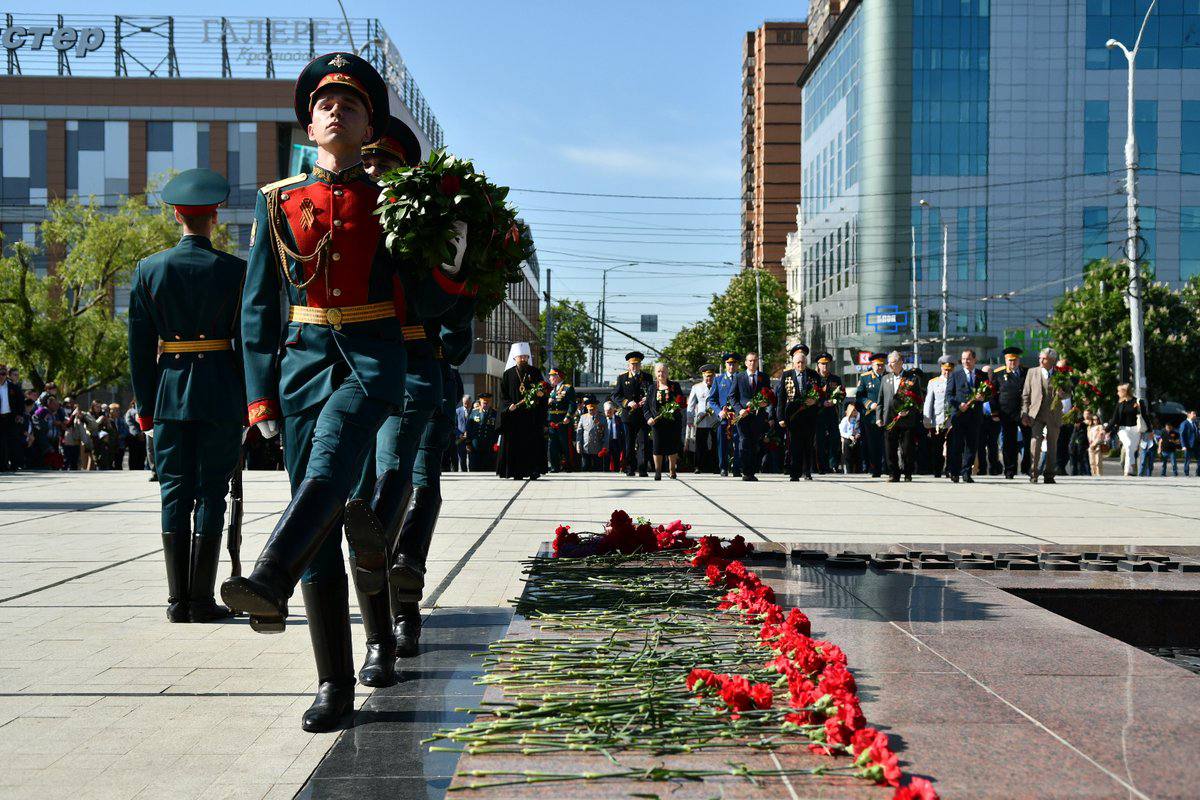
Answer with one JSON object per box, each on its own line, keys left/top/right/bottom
{"left": 918, "top": 199, "right": 949, "bottom": 357}
{"left": 910, "top": 222, "right": 919, "bottom": 367}
{"left": 1107, "top": 0, "right": 1156, "bottom": 405}
{"left": 598, "top": 262, "right": 638, "bottom": 379}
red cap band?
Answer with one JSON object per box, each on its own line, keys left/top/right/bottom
{"left": 173, "top": 204, "right": 219, "bottom": 216}
{"left": 309, "top": 73, "right": 373, "bottom": 114}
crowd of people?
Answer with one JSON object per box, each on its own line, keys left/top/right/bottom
{"left": 442, "top": 346, "right": 1200, "bottom": 483}
{"left": 0, "top": 365, "right": 149, "bottom": 473}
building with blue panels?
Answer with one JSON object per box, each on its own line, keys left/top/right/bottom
{"left": 792, "top": 0, "right": 1200, "bottom": 370}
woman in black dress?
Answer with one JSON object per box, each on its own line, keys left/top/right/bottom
{"left": 497, "top": 343, "right": 547, "bottom": 480}
{"left": 645, "top": 362, "right": 685, "bottom": 480}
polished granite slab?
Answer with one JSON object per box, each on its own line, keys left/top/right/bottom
{"left": 297, "top": 607, "right": 513, "bottom": 800}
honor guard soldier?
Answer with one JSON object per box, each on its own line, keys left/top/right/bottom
{"left": 343, "top": 115, "right": 474, "bottom": 687}
{"left": 546, "top": 367, "right": 577, "bottom": 472}
{"left": 992, "top": 346, "right": 1030, "bottom": 479}
{"left": 466, "top": 393, "right": 499, "bottom": 470}
{"left": 127, "top": 168, "right": 246, "bottom": 624}
{"left": 855, "top": 353, "right": 887, "bottom": 477}
{"left": 775, "top": 344, "right": 820, "bottom": 481}
{"left": 221, "top": 52, "right": 418, "bottom": 732}
{"left": 612, "top": 351, "right": 653, "bottom": 477}
{"left": 707, "top": 353, "right": 742, "bottom": 476}
{"left": 813, "top": 352, "right": 843, "bottom": 473}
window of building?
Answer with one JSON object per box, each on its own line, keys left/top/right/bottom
{"left": 1183, "top": 101, "right": 1200, "bottom": 174}
{"left": 955, "top": 312, "right": 968, "bottom": 334}
{"left": 1135, "top": 100, "right": 1157, "bottom": 172}
{"left": 1086, "top": 4, "right": 1200, "bottom": 70}
{"left": 1181, "top": 207, "right": 1200, "bottom": 280}
{"left": 975, "top": 206, "right": 987, "bottom": 280}
{"left": 146, "top": 122, "right": 210, "bottom": 199}
{"left": 1141, "top": 206, "right": 1155, "bottom": 272}
{"left": 912, "top": 206, "right": 923, "bottom": 281}
{"left": 65, "top": 121, "right": 128, "bottom": 203}
{"left": 1, "top": 120, "right": 48, "bottom": 206}
{"left": 1084, "top": 101, "right": 1109, "bottom": 174}
{"left": 227, "top": 123, "right": 258, "bottom": 208}
{"left": 927, "top": 309, "right": 940, "bottom": 334}
{"left": 1083, "top": 206, "right": 1110, "bottom": 267}
{"left": 957, "top": 207, "right": 970, "bottom": 281}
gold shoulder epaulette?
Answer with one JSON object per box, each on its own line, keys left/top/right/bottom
{"left": 260, "top": 173, "right": 307, "bottom": 194}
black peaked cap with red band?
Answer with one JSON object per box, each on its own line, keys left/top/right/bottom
{"left": 295, "top": 52, "right": 390, "bottom": 138}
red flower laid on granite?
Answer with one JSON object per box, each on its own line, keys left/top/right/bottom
{"left": 552, "top": 524, "right": 580, "bottom": 557}
{"left": 893, "top": 778, "right": 939, "bottom": 800}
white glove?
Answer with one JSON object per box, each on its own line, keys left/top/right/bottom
{"left": 440, "top": 220, "right": 469, "bottom": 275}
{"left": 257, "top": 420, "right": 280, "bottom": 439}
{"left": 144, "top": 428, "right": 154, "bottom": 440}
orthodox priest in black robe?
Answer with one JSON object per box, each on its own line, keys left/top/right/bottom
{"left": 496, "top": 342, "right": 547, "bottom": 479}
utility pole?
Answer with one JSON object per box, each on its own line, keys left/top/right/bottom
{"left": 543, "top": 269, "right": 554, "bottom": 372}
{"left": 941, "top": 223, "right": 949, "bottom": 357}
{"left": 1108, "top": 0, "right": 1156, "bottom": 405}
{"left": 910, "top": 224, "right": 919, "bottom": 367}
{"left": 754, "top": 268, "right": 763, "bottom": 356}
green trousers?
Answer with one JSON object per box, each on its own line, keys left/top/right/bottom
{"left": 153, "top": 420, "right": 241, "bottom": 538}
{"left": 353, "top": 351, "right": 442, "bottom": 500}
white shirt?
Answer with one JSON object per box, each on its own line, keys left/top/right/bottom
{"left": 839, "top": 416, "right": 860, "bottom": 440}
{"left": 0, "top": 383, "right": 9, "bottom": 415}
{"left": 688, "top": 381, "right": 718, "bottom": 429}
{"left": 924, "top": 374, "right": 948, "bottom": 427}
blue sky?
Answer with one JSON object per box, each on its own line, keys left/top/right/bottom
{"left": 41, "top": 0, "right": 804, "bottom": 375}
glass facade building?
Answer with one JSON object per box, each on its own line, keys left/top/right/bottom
{"left": 796, "top": 0, "right": 1200, "bottom": 367}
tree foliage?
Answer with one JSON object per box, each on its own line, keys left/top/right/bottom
{"left": 539, "top": 298, "right": 599, "bottom": 384}
{"left": 660, "top": 269, "right": 793, "bottom": 377}
{"left": 0, "top": 192, "right": 230, "bottom": 396}
{"left": 1047, "top": 258, "right": 1200, "bottom": 407}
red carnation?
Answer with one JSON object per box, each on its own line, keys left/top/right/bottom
{"left": 893, "top": 778, "right": 939, "bottom": 800}
{"left": 439, "top": 174, "right": 462, "bottom": 196}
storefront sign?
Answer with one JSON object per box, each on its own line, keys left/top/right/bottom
{"left": 1, "top": 24, "right": 105, "bottom": 57}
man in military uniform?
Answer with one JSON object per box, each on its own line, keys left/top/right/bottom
{"left": 707, "top": 353, "right": 741, "bottom": 477}
{"left": 545, "top": 367, "right": 576, "bottom": 473}
{"left": 611, "top": 351, "right": 652, "bottom": 477}
{"left": 127, "top": 168, "right": 245, "bottom": 624}
{"left": 812, "top": 352, "right": 843, "bottom": 473}
{"left": 466, "top": 393, "right": 499, "bottom": 470}
{"left": 775, "top": 344, "right": 819, "bottom": 481}
{"left": 855, "top": 353, "right": 887, "bottom": 477}
{"left": 687, "top": 364, "right": 718, "bottom": 473}
{"left": 221, "top": 53, "right": 469, "bottom": 732}
{"left": 991, "top": 346, "right": 1029, "bottom": 479}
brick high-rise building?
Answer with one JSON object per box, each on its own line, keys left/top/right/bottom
{"left": 807, "top": 1, "right": 843, "bottom": 53}
{"left": 741, "top": 21, "right": 807, "bottom": 283}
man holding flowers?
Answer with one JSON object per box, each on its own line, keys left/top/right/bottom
{"left": 877, "top": 352, "right": 923, "bottom": 482}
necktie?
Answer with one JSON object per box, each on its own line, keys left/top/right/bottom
{"left": 751, "top": 375, "right": 756, "bottom": 390}
{"left": 967, "top": 370, "right": 973, "bottom": 388}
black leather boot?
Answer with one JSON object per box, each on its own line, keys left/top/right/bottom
{"left": 389, "top": 485, "right": 441, "bottom": 603}
{"left": 355, "top": 581, "right": 397, "bottom": 687}
{"left": 161, "top": 532, "right": 191, "bottom": 623}
{"left": 344, "top": 470, "right": 412, "bottom": 596}
{"left": 221, "top": 479, "right": 344, "bottom": 633}
{"left": 300, "top": 577, "right": 357, "bottom": 732}
{"left": 394, "top": 596, "right": 422, "bottom": 658}
{"left": 189, "top": 534, "right": 234, "bottom": 622}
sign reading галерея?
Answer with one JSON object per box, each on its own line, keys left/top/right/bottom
{"left": 1, "top": 24, "right": 105, "bottom": 57}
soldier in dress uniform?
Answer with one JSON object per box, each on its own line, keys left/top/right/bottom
{"left": 466, "top": 393, "right": 499, "bottom": 470}
{"left": 221, "top": 53, "right": 471, "bottom": 732}
{"left": 813, "top": 352, "right": 843, "bottom": 474}
{"left": 611, "top": 351, "right": 652, "bottom": 477}
{"left": 707, "top": 353, "right": 741, "bottom": 477}
{"left": 855, "top": 353, "right": 887, "bottom": 477}
{"left": 545, "top": 367, "right": 577, "bottom": 473}
{"left": 991, "top": 346, "right": 1030, "bottom": 479}
{"left": 775, "top": 344, "right": 820, "bottom": 481}
{"left": 127, "top": 168, "right": 246, "bottom": 624}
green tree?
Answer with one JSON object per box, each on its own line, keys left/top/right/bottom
{"left": 660, "top": 268, "right": 793, "bottom": 376}
{"left": 1047, "top": 259, "right": 1200, "bottom": 407}
{"left": 0, "top": 192, "right": 230, "bottom": 396}
{"left": 539, "top": 299, "right": 600, "bottom": 384}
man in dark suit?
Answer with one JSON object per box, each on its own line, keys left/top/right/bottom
{"left": 0, "top": 365, "right": 23, "bottom": 471}
{"left": 775, "top": 344, "right": 819, "bottom": 481}
{"left": 732, "top": 351, "right": 771, "bottom": 482}
{"left": 943, "top": 348, "right": 988, "bottom": 483}
{"left": 991, "top": 346, "right": 1030, "bottom": 478}
{"left": 707, "top": 353, "right": 741, "bottom": 476}
{"left": 611, "top": 351, "right": 652, "bottom": 477}
{"left": 602, "top": 402, "right": 625, "bottom": 472}
{"left": 876, "top": 352, "right": 923, "bottom": 482}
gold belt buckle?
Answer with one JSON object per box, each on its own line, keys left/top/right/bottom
{"left": 326, "top": 307, "right": 343, "bottom": 330}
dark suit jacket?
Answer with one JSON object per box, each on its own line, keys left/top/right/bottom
{"left": 993, "top": 366, "right": 1025, "bottom": 417}
{"left": 944, "top": 367, "right": 987, "bottom": 418}
{"left": 731, "top": 370, "right": 770, "bottom": 415}
{"left": 878, "top": 370, "right": 923, "bottom": 429}
{"left": 1, "top": 381, "right": 22, "bottom": 419}
{"left": 774, "top": 368, "right": 819, "bottom": 426}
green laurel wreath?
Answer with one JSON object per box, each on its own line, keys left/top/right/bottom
{"left": 375, "top": 149, "right": 533, "bottom": 319}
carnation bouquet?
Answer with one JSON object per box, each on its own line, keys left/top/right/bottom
{"left": 885, "top": 378, "right": 923, "bottom": 431}
{"left": 521, "top": 380, "right": 549, "bottom": 409}
{"left": 958, "top": 379, "right": 993, "bottom": 413}
{"left": 654, "top": 390, "right": 685, "bottom": 422}
{"left": 742, "top": 386, "right": 776, "bottom": 417}
{"left": 375, "top": 149, "right": 534, "bottom": 319}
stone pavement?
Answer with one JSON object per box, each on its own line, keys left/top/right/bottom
{"left": 0, "top": 469, "right": 1197, "bottom": 799}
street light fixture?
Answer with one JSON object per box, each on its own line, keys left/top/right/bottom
{"left": 1106, "top": 0, "right": 1156, "bottom": 404}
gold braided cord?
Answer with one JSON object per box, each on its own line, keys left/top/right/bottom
{"left": 265, "top": 187, "right": 332, "bottom": 290}
{"left": 161, "top": 339, "right": 234, "bottom": 353}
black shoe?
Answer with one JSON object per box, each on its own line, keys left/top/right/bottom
{"left": 390, "top": 486, "right": 442, "bottom": 604}
{"left": 870, "top": 473, "right": 882, "bottom": 478}
{"left": 720, "top": 470, "right": 729, "bottom": 477}
{"left": 162, "top": 531, "right": 191, "bottom": 623}
{"left": 189, "top": 534, "right": 234, "bottom": 622}
{"left": 1029, "top": 473, "right": 1039, "bottom": 483}
{"left": 742, "top": 475, "right": 758, "bottom": 482}
{"left": 394, "top": 600, "right": 422, "bottom": 658}
{"left": 886, "top": 476, "right": 899, "bottom": 483}
{"left": 638, "top": 471, "right": 649, "bottom": 478}
{"left": 1005, "top": 472, "right": 1015, "bottom": 480}
{"left": 963, "top": 475, "right": 975, "bottom": 483}
{"left": 790, "top": 476, "right": 799, "bottom": 482}
{"left": 950, "top": 475, "right": 960, "bottom": 483}
{"left": 903, "top": 475, "right": 912, "bottom": 482}
{"left": 804, "top": 473, "right": 813, "bottom": 481}
{"left": 300, "top": 578, "right": 356, "bottom": 733}
{"left": 344, "top": 499, "right": 389, "bottom": 596}
{"left": 1043, "top": 475, "right": 1056, "bottom": 484}
{"left": 355, "top": 581, "right": 396, "bottom": 688}
{"left": 732, "top": 471, "right": 743, "bottom": 478}
{"left": 221, "top": 479, "right": 344, "bottom": 633}
{"left": 654, "top": 472, "right": 661, "bottom": 481}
